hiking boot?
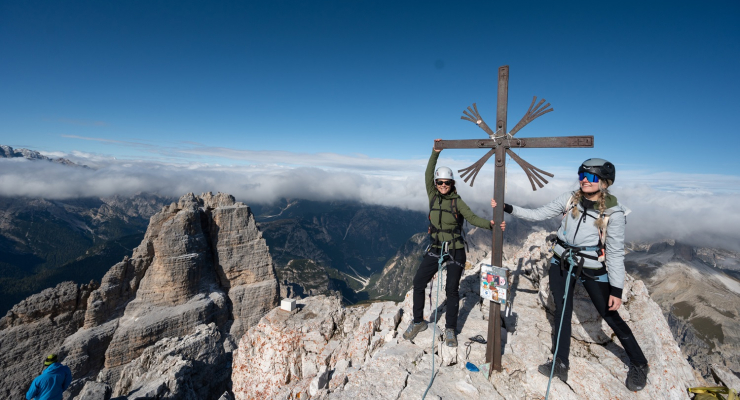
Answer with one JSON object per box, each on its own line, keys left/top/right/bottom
{"left": 402, "top": 321, "right": 428, "bottom": 341}
{"left": 445, "top": 328, "right": 457, "bottom": 347}
{"left": 626, "top": 363, "right": 649, "bottom": 391}
{"left": 538, "top": 358, "right": 568, "bottom": 382}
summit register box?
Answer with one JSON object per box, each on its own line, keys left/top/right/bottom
{"left": 480, "top": 264, "right": 508, "bottom": 305}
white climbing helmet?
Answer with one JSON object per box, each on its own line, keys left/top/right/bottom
{"left": 434, "top": 166, "right": 455, "bottom": 181}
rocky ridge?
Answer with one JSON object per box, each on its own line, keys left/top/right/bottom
{"left": 625, "top": 241, "right": 740, "bottom": 378}
{"left": 0, "top": 144, "right": 86, "bottom": 167}
{"left": 233, "top": 230, "right": 702, "bottom": 399}
{"left": 0, "top": 192, "right": 278, "bottom": 400}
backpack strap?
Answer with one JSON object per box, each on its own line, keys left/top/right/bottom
{"left": 596, "top": 212, "right": 609, "bottom": 262}
{"left": 564, "top": 193, "right": 578, "bottom": 216}
{"left": 450, "top": 197, "right": 468, "bottom": 251}
{"left": 561, "top": 193, "right": 578, "bottom": 234}
{"left": 428, "top": 194, "right": 464, "bottom": 247}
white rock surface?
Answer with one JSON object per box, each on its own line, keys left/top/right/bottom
{"left": 711, "top": 363, "right": 740, "bottom": 390}
{"left": 232, "top": 230, "right": 703, "bottom": 399}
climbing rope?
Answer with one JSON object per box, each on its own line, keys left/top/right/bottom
{"left": 464, "top": 334, "right": 487, "bottom": 361}
{"left": 545, "top": 252, "right": 577, "bottom": 400}
{"left": 422, "top": 241, "right": 449, "bottom": 400}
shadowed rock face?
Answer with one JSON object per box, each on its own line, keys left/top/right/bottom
{"left": 0, "top": 281, "right": 97, "bottom": 400}
{"left": 0, "top": 192, "right": 278, "bottom": 400}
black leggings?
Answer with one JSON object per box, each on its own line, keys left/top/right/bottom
{"left": 549, "top": 256, "right": 647, "bottom": 366}
{"left": 412, "top": 247, "right": 466, "bottom": 330}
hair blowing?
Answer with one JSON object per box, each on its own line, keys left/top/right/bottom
{"left": 570, "top": 179, "right": 613, "bottom": 229}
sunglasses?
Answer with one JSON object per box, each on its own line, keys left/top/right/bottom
{"left": 436, "top": 180, "right": 453, "bottom": 186}
{"left": 578, "top": 172, "right": 600, "bottom": 183}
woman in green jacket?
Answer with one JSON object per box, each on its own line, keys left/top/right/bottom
{"left": 403, "top": 139, "right": 504, "bottom": 347}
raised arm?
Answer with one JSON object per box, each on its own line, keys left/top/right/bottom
{"left": 425, "top": 142, "right": 442, "bottom": 198}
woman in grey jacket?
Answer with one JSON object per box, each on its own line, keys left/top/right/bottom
{"left": 498, "top": 158, "right": 650, "bottom": 392}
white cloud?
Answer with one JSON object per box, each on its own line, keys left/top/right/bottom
{"left": 2, "top": 149, "right": 740, "bottom": 252}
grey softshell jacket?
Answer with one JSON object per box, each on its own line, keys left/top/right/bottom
{"left": 510, "top": 191, "right": 629, "bottom": 295}
{"left": 426, "top": 150, "right": 492, "bottom": 249}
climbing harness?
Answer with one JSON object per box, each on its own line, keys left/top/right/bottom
{"left": 422, "top": 241, "right": 449, "bottom": 400}
{"left": 561, "top": 193, "right": 617, "bottom": 263}
{"left": 557, "top": 242, "right": 602, "bottom": 281}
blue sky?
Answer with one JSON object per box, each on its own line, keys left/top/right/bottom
{"left": 2, "top": 1, "right": 740, "bottom": 249}
{"left": 2, "top": 0, "right": 738, "bottom": 171}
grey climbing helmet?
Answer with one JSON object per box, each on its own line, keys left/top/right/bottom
{"left": 579, "top": 158, "right": 615, "bottom": 183}
{"left": 434, "top": 166, "right": 455, "bottom": 181}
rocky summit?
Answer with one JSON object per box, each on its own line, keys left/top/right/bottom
{"left": 0, "top": 192, "right": 732, "bottom": 399}
{"left": 0, "top": 192, "right": 278, "bottom": 400}
{"left": 232, "top": 231, "right": 704, "bottom": 399}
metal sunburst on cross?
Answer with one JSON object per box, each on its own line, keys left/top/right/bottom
{"left": 435, "top": 65, "right": 594, "bottom": 376}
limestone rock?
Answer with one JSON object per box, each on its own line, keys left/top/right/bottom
{"left": 111, "top": 323, "right": 229, "bottom": 399}
{"left": 710, "top": 363, "right": 740, "bottom": 390}
{"left": 83, "top": 256, "right": 151, "bottom": 328}
{"left": 0, "top": 192, "right": 278, "bottom": 400}
{"left": 309, "top": 365, "right": 330, "bottom": 396}
{"left": 0, "top": 281, "right": 95, "bottom": 400}
{"left": 1, "top": 280, "right": 95, "bottom": 328}
{"left": 59, "top": 320, "right": 118, "bottom": 379}
{"left": 232, "top": 230, "right": 701, "bottom": 399}
{"left": 86, "top": 192, "right": 277, "bottom": 385}
{"left": 76, "top": 381, "right": 112, "bottom": 400}
{"left": 231, "top": 295, "right": 345, "bottom": 399}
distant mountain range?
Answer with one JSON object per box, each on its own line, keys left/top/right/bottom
{"left": 0, "top": 194, "right": 173, "bottom": 315}
{"left": 250, "top": 199, "right": 429, "bottom": 303}
{"left": 0, "top": 145, "right": 171, "bottom": 314}
{"left": 0, "top": 144, "right": 88, "bottom": 167}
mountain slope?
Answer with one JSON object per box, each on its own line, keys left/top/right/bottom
{"left": 625, "top": 241, "right": 740, "bottom": 377}
{"left": 252, "top": 199, "right": 428, "bottom": 303}
{"left": 0, "top": 194, "right": 172, "bottom": 314}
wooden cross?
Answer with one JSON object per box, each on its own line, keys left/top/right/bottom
{"left": 435, "top": 65, "right": 594, "bottom": 375}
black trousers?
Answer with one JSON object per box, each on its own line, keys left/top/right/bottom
{"left": 412, "top": 247, "right": 466, "bottom": 330}
{"left": 549, "top": 256, "right": 648, "bottom": 366}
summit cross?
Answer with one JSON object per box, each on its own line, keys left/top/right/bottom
{"left": 434, "top": 65, "right": 594, "bottom": 375}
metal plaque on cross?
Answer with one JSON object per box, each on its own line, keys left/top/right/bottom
{"left": 435, "top": 65, "right": 594, "bottom": 376}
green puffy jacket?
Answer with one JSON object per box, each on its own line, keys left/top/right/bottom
{"left": 426, "top": 150, "right": 492, "bottom": 249}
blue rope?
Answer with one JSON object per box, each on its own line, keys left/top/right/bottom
{"left": 422, "top": 242, "right": 449, "bottom": 400}
{"left": 545, "top": 252, "right": 576, "bottom": 400}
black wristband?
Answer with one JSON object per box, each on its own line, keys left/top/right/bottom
{"left": 609, "top": 285, "right": 623, "bottom": 299}
{"left": 503, "top": 203, "right": 513, "bottom": 214}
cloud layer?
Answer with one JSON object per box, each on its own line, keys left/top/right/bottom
{"left": 3, "top": 150, "right": 739, "bottom": 252}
